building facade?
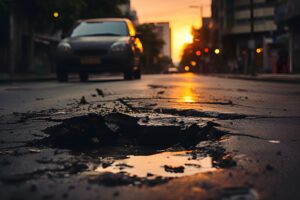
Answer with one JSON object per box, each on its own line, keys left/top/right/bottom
{"left": 275, "top": 0, "right": 300, "bottom": 73}
{"left": 154, "top": 22, "right": 172, "bottom": 60}
{"left": 212, "top": 0, "right": 282, "bottom": 73}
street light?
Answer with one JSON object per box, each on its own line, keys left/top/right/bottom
{"left": 196, "top": 50, "right": 201, "bottom": 56}
{"left": 53, "top": 11, "right": 60, "bottom": 19}
{"left": 190, "top": 61, "right": 197, "bottom": 67}
{"left": 184, "top": 66, "right": 190, "bottom": 72}
{"left": 249, "top": 0, "right": 256, "bottom": 75}
{"left": 214, "top": 48, "right": 220, "bottom": 55}
{"left": 204, "top": 47, "right": 209, "bottom": 53}
{"left": 256, "top": 48, "right": 263, "bottom": 54}
{"left": 8, "top": 0, "right": 16, "bottom": 79}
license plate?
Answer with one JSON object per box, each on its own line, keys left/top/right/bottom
{"left": 80, "top": 57, "right": 101, "bottom": 65}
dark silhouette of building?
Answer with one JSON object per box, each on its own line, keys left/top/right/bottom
{"left": 275, "top": 0, "right": 300, "bottom": 73}
{"left": 212, "top": 0, "right": 281, "bottom": 73}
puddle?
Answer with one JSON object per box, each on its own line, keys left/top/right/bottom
{"left": 95, "top": 151, "right": 215, "bottom": 178}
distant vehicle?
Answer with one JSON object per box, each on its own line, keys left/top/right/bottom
{"left": 163, "top": 66, "right": 179, "bottom": 74}
{"left": 56, "top": 18, "right": 143, "bottom": 82}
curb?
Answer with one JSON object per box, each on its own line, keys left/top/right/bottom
{"left": 210, "top": 74, "right": 300, "bottom": 84}
{"left": 0, "top": 76, "right": 57, "bottom": 83}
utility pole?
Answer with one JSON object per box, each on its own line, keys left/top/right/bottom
{"left": 9, "top": 0, "right": 16, "bottom": 79}
{"left": 249, "top": 0, "right": 256, "bottom": 75}
{"left": 189, "top": 5, "right": 203, "bottom": 28}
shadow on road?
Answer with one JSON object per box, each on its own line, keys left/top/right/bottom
{"left": 67, "top": 75, "right": 126, "bottom": 84}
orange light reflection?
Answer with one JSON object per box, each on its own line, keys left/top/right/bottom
{"left": 173, "top": 73, "right": 198, "bottom": 103}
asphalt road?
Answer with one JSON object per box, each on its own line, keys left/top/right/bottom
{"left": 0, "top": 73, "right": 300, "bottom": 200}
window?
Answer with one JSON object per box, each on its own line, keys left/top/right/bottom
{"left": 71, "top": 21, "right": 129, "bottom": 37}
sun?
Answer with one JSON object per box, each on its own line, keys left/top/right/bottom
{"left": 172, "top": 27, "right": 194, "bottom": 63}
{"left": 177, "top": 29, "right": 193, "bottom": 44}
{"left": 183, "top": 32, "right": 193, "bottom": 43}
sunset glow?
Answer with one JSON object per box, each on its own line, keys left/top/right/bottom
{"left": 174, "top": 28, "right": 194, "bottom": 56}
{"left": 131, "top": 0, "right": 211, "bottom": 63}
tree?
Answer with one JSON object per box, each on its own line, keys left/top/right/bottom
{"left": 0, "top": 0, "right": 8, "bottom": 41}
{"left": 136, "top": 23, "right": 164, "bottom": 73}
{"left": 1, "top": 0, "right": 130, "bottom": 34}
{"left": 180, "top": 43, "right": 196, "bottom": 70}
{"left": 80, "top": 0, "right": 129, "bottom": 19}
{"left": 14, "top": 0, "right": 85, "bottom": 33}
{"left": 180, "top": 24, "right": 219, "bottom": 73}
{"left": 0, "top": 0, "right": 131, "bottom": 72}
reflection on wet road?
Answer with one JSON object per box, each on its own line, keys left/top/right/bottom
{"left": 95, "top": 151, "right": 215, "bottom": 178}
{"left": 170, "top": 73, "right": 199, "bottom": 103}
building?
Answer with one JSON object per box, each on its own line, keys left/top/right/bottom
{"left": 275, "top": 0, "right": 300, "bottom": 73}
{"left": 212, "top": 0, "right": 280, "bottom": 73}
{"left": 1, "top": 0, "right": 136, "bottom": 77}
{"left": 0, "top": 2, "right": 59, "bottom": 75}
{"left": 154, "top": 22, "right": 172, "bottom": 60}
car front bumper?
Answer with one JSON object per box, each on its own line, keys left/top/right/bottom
{"left": 56, "top": 51, "right": 133, "bottom": 73}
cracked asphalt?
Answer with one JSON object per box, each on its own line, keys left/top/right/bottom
{"left": 0, "top": 73, "right": 300, "bottom": 200}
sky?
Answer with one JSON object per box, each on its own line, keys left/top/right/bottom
{"left": 131, "top": 0, "right": 211, "bottom": 63}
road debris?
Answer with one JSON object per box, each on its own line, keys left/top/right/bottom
{"left": 96, "top": 88, "right": 105, "bottom": 97}
{"left": 79, "top": 96, "right": 88, "bottom": 104}
{"left": 164, "top": 165, "right": 185, "bottom": 173}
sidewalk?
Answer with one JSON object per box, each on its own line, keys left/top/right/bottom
{"left": 0, "top": 73, "right": 121, "bottom": 83}
{"left": 212, "top": 74, "right": 300, "bottom": 84}
{"left": 0, "top": 73, "right": 57, "bottom": 83}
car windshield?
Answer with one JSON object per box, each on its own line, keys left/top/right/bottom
{"left": 71, "top": 21, "right": 128, "bottom": 37}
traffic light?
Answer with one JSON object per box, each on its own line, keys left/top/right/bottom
{"left": 196, "top": 50, "right": 201, "bottom": 56}
{"left": 204, "top": 47, "right": 209, "bottom": 53}
{"left": 214, "top": 48, "right": 220, "bottom": 55}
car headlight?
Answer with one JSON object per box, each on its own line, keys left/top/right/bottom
{"left": 58, "top": 42, "right": 72, "bottom": 53}
{"left": 110, "top": 42, "right": 128, "bottom": 53}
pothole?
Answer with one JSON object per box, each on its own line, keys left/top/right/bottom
{"left": 39, "top": 112, "right": 227, "bottom": 149}
{"left": 31, "top": 112, "right": 236, "bottom": 186}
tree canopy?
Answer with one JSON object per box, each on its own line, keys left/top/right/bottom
{"left": 0, "top": 0, "right": 130, "bottom": 33}
{"left": 136, "top": 23, "right": 165, "bottom": 73}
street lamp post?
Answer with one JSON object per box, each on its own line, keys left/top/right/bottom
{"left": 249, "top": 0, "right": 256, "bottom": 75}
{"left": 8, "top": 0, "right": 16, "bottom": 79}
{"left": 189, "top": 5, "right": 203, "bottom": 28}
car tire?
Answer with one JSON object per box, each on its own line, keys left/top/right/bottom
{"left": 133, "top": 67, "right": 141, "bottom": 79}
{"left": 124, "top": 70, "right": 133, "bottom": 80}
{"left": 79, "top": 72, "right": 89, "bottom": 82}
{"left": 56, "top": 66, "right": 68, "bottom": 82}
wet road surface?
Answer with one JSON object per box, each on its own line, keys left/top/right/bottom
{"left": 0, "top": 73, "right": 300, "bottom": 200}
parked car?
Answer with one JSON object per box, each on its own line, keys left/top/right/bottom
{"left": 163, "top": 66, "right": 180, "bottom": 74}
{"left": 56, "top": 18, "right": 143, "bottom": 82}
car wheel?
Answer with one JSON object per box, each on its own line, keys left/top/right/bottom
{"left": 56, "top": 66, "right": 68, "bottom": 82}
{"left": 124, "top": 70, "right": 133, "bottom": 80}
{"left": 79, "top": 72, "right": 89, "bottom": 82}
{"left": 133, "top": 67, "right": 141, "bottom": 79}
